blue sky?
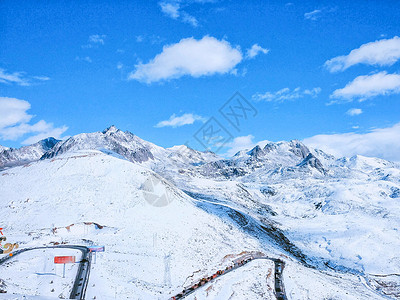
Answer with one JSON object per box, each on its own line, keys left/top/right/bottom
{"left": 1, "top": 0, "right": 400, "bottom": 160}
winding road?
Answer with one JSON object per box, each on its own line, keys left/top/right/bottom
{"left": 0, "top": 245, "right": 92, "bottom": 299}
{"left": 170, "top": 254, "right": 287, "bottom": 300}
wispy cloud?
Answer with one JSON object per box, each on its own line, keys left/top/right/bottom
{"left": 89, "top": 34, "right": 106, "bottom": 44}
{"left": 32, "top": 76, "right": 50, "bottom": 81}
{"left": 253, "top": 87, "right": 321, "bottom": 102}
{"left": 158, "top": 0, "right": 206, "bottom": 27}
{"left": 304, "top": 7, "right": 336, "bottom": 21}
{"left": 246, "top": 44, "right": 269, "bottom": 59}
{"left": 155, "top": 113, "right": 206, "bottom": 128}
{"left": 159, "top": 1, "right": 180, "bottom": 19}
{"left": 0, "top": 97, "right": 68, "bottom": 144}
{"left": 304, "top": 9, "right": 322, "bottom": 20}
{"left": 303, "top": 122, "right": 400, "bottom": 162}
{"left": 181, "top": 11, "right": 198, "bottom": 27}
{"left": 82, "top": 34, "right": 107, "bottom": 48}
{"left": 75, "top": 56, "right": 92, "bottom": 63}
{"left": 330, "top": 71, "right": 400, "bottom": 102}
{"left": 346, "top": 108, "right": 363, "bottom": 116}
{"left": 129, "top": 36, "right": 242, "bottom": 83}
{"left": 325, "top": 36, "right": 400, "bottom": 72}
{"left": 223, "top": 134, "right": 270, "bottom": 157}
{"left": 0, "top": 68, "right": 50, "bottom": 86}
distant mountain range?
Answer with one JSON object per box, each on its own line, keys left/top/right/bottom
{"left": 0, "top": 125, "right": 332, "bottom": 173}
{"left": 2, "top": 126, "right": 399, "bottom": 191}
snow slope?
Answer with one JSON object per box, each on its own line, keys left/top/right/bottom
{"left": 0, "top": 150, "right": 271, "bottom": 299}
{"left": 150, "top": 141, "right": 400, "bottom": 298}
{"left": 159, "top": 147, "right": 400, "bottom": 275}
{"left": 1, "top": 126, "right": 399, "bottom": 299}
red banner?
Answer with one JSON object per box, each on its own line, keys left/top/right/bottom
{"left": 54, "top": 256, "right": 75, "bottom": 264}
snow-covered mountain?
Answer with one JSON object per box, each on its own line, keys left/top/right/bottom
{"left": 40, "top": 126, "right": 220, "bottom": 168}
{"left": 0, "top": 145, "right": 9, "bottom": 152}
{"left": 41, "top": 125, "right": 156, "bottom": 163}
{"left": 0, "top": 137, "right": 59, "bottom": 170}
{"left": 196, "top": 140, "right": 328, "bottom": 179}
{"left": 1, "top": 126, "right": 399, "bottom": 299}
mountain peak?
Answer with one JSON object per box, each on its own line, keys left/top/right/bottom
{"left": 37, "top": 137, "right": 60, "bottom": 150}
{"left": 41, "top": 126, "right": 155, "bottom": 163}
{"left": 247, "top": 145, "right": 264, "bottom": 158}
{"left": 0, "top": 145, "right": 9, "bottom": 152}
{"left": 288, "top": 140, "right": 310, "bottom": 159}
{"left": 297, "top": 152, "right": 326, "bottom": 174}
{"left": 102, "top": 125, "right": 119, "bottom": 134}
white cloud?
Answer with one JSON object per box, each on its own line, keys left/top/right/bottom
{"left": 246, "top": 44, "right": 269, "bottom": 59}
{"left": 181, "top": 11, "right": 198, "bottom": 27}
{"left": 346, "top": 108, "right": 363, "bottom": 116}
{"left": 303, "top": 122, "right": 400, "bottom": 162}
{"left": 82, "top": 34, "right": 107, "bottom": 48}
{"left": 75, "top": 56, "right": 92, "bottom": 63}
{"left": 159, "top": 1, "right": 198, "bottom": 27}
{"left": 325, "top": 36, "right": 400, "bottom": 72}
{"left": 225, "top": 135, "right": 255, "bottom": 157}
{"left": 0, "top": 97, "right": 68, "bottom": 144}
{"left": 303, "top": 88, "right": 322, "bottom": 96}
{"left": 253, "top": 87, "right": 321, "bottom": 102}
{"left": 0, "top": 97, "right": 32, "bottom": 128}
{"left": 129, "top": 36, "right": 242, "bottom": 83}
{"left": 159, "top": 1, "right": 180, "bottom": 19}
{"left": 304, "top": 9, "right": 322, "bottom": 20}
{"left": 224, "top": 134, "right": 270, "bottom": 157}
{"left": 331, "top": 71, "right": 400, "bottom": 101}
{"left": 0, "top": 69, "right": 50, "bottom": 86}
{"left": 32, "top": 76, "right": 50, "bottom": 81}
{"left": 150, "top": 35, "right": 166, "bottom": 45}
{"left": 89, "top": 34, "right": 106, "bottom": 45}
{"left": 21, "top": 123, "right": 68, "bottom": 145}
{"left": 155, "top": 113, "right": 206, "bottom": 128}
{"left": 0, "top": 69, "right": 30, "bottom": 86}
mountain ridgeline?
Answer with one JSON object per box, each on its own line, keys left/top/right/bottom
{"left": 0, "top": 125, "right": 388, "bottom": 179}
{"left": 0, "top": 137, "right": 60, "bottom": 170}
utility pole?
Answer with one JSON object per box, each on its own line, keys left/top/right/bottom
{"left": 153, "top": 233, "right": 157, "bottom": 248}
{"left": 164, "top": 253, "right": 171, "bottom": 287}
